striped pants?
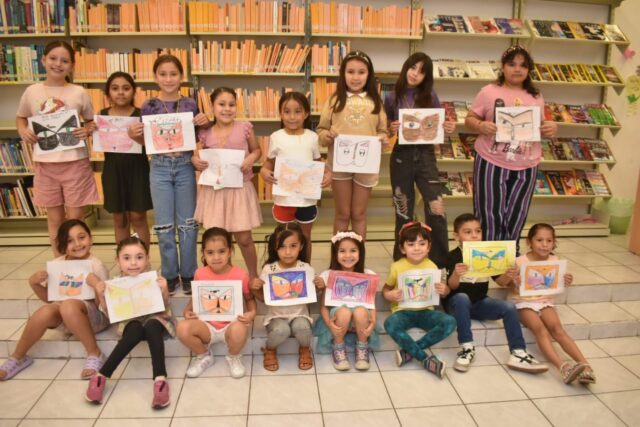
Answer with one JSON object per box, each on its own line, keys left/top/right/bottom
{"left": 472, "top": 154, "right": 537, "bottom": 254}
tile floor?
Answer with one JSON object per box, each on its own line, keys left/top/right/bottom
{"left": 0, "top": 236, "right": 638, "bottom": 426}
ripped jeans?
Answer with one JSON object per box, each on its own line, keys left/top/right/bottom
{"left": 390, "top": 145, "right": 448, "bottom": 268}
{"left": 150, "top": 153, "right": 198, "bottom": 281}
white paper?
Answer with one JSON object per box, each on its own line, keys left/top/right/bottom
{"left": 273, "top": 157, "right": 324, "bottom": 200}
{"left": 198, "top": 148, "right": 244, "bottom": 189}
{"left": 92, "top": 115, "right": 142, "bottom": 154}
{"left": 262, "top": 267, "right": 317, "bottom": 306}
{"left": 104, "top": 271, "right": 165, "bottom": 323}
{"left": 191, "top": 280, "right": 244, "bottom": 321}
{"left": 29, "top": 109, "right": 86, "bottom": 156}
{"left": 519, "top": 259, "right": 567, "bottom": 297}
{"left": 332, "top": 134, "right": 381, "bottom": 174}
{"left": 142, "top": 112, "right": 196, "bottom": 154}
{"left": 397, "top": 269, "right": 441, "bottom": 309}
{"left": 495, "top": 106, "right": 541, "bottom": 142}
{"left": 398, "top": 108, "right": 445, "bottom": 145}
{"left": 46, "top": 260, "right": 95, "bottom": 301}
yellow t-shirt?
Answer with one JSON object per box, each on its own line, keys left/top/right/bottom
{"left": 386, "top": 257, "right": 438, "bottom": 313}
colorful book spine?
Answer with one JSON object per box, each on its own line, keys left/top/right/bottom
{"left": 0, "top": 0, "right": 65, "bottom": 34}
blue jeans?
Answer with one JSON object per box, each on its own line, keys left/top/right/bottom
{"left": 149, "top": 153, "right": 198, "bottom": 280}
{"left": 384, "top": 309, "right": 456, "bottom": 361}
{"left": 444, "top": 293, "right": 526, "bottom": 352}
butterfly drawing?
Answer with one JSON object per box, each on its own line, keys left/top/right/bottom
{"left": 525, "top": 265, "right": 559, "bottom": 290}
{"left": 471, "top": 249, "right": 506, "bottom": 271}
{"left": 199, "top": 287, "right": 233, "bottom": 314}
{"left": 150, "top": 119, "right": 184, "bottom": 151}
{"left": 401, "top": 113, "right": 440, "bottom": 143}
{"left": 495, "top": 109, "right": 535, "bottom": 141}
{"left": 58, "top": 273, "right": 84, "bottom": 297}
{"left": 402, "top": 276, "right": 431, "bottom": 301}
{"left": 270, "top": 271, "right": 307, "bottom": 300}
{"left": 32, "top": 115, "right": 81, "bottom": 151}
{"left": 333, "top": 277, "right": 369, "bottom": 301}
{"left": 335, "top": 139, "right": 370, "bottom": 167}
{"left": 95, "top": 116, "right": 137, "bottom": 152}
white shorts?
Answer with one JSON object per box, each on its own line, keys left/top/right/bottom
{"left": 515, "top": 300, "right": 555, "bottom": 313}
{"left": 205, "top": 322, "right": 230, "bottom": 346}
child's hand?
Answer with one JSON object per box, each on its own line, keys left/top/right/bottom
{"left": 251, "top": 277, "right": 264, "bottom": 291}
{"left": 385, "top": 288, "right": 403, "bottom": 302}
{"left": 540, "top": 121, "right": 558, "bottom": 138}
{"left": 313, "top": 276, "right": 326, "bottom": 290}
{"left": 86, "top": 273, "right": 103, "bottom": 290}
{"left": 128, "top": 122, "right": 144, "bottom": 138}
{"left": 240, "top": 156, "right": 254, "bottom": 173}
{"left": 84, "top": 121, "right": 97, "bottom": 134}
{"left": 389, "top": 120, "right": 400, "bottom": 134}
{"left": 454, "top": 263, "right": 468, "bottom": 277}
{"left": 435, "top": 282, "right": 450, "bottom": 296}
{"left": 29, "top": 271, "right": 48, "bottom": 287}
{"left": 358, "top": 318, "right": 375, "bottom": 338}
{"left": 191, "top": 156, "right": 209, "bottom": 171}
{"left": 478, "top": 121, "right": 497, "bottom": 137}
{"left": 193, "top": 113, "right": 211, "bottom": 127}
{"left": 321, "top": 170, "right": 332, "bottom": 188}
{"left": 156, "top": 276, "right": 168, "bottom": 292}
{"left": 19, "top": 127, "right": 38, "bottom": 145}
{"left": 564, "top": 273, "right": 574, "bottom": 287}
{"left": 327, "top": 127, "right": 339, "bottom": 141}
{"left": 443, "top": 121, "right": 456, "bottom": 134}
{"left": 378, "top": 133, "right": 390, "bottom": 152}
{"left": 237, "top": 310, "right": 256, "bottom": 325}
{"left": 328, "top": 317, "right": 344, "bottom": 336}
{"left": 260, "top": 167, "right": 276, "bottom": 184}
{"left": 72, "top": 126, "right": 90, "bottom": 139}
{"left": 184, "top": 309, "right": 197, "bottom": 319}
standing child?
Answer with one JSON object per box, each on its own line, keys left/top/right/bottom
{"left": 260, "top": 91, "right": 331, "bottom": 261}
{"left": 464, "top": 45, "right": 557, "bottom": 253}
{"left": 251, "top": 223, "right": 314, "bottom": 371}
{"left": 85, "top": 236, "right": 176, "bottom": 408}
{"left": 16, "top": 41, "right": 98, "bottom": 255}
{"left": 177, "top": 227, "right": 257, "bottom": 378}
{"left": 445, "top": 213, "right": 547, "bottom": 373}
{"left": 100, "top": 71, "right": 152, "bottom": 246}
{"left": 192, "top": 87, "right": 262, "bottom": 279}
{"left": 316, "top": 50, "right": 388, "bottom": 239}
{"left": 128, "top": 54, "right": 210, "bottom": 295}
{"left": 313, "top": 231, "right": 379, "bottom": 371}
{"left": 0, "top": 220, "right": 108, "bottom": 380}
{"left": 496, "top": 223, "right": 595, "bottom": 384}
{"left": 383, "top": 222, "right": 456, "bottom": 378}
{"left": 384, "top": 52, "right": 456, "bottom": 267}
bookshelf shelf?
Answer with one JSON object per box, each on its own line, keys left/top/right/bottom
{"left": 70, "top": 31, "right": 187, "bottom": 37}
{"left": 190, "top": 31, "right": 305, "bottom": 37}
{"left": 0, "top": 81, "right": 43, "bottom": 86}
{"left": 530, "top": 34, "right": 630, "bottom": 46}
{"left": 237, "top": 118, "right": 281, "bottom": 122}
{"left": 0, "top": 173, "right": 34, "bottom": 177}
{"left": 0, "top": 216, "right": 48, "bottom": 220}
{"left": 192, "top": 72, "right": 305, "bottom": 77}
{"left": 535, "top": 80, "right": 625, "bottom": 88}
{"left": 0, "top": 33, "right": 63, "bottom": 38}
{"left": 0, "top": 122, "right": 17, "bottom": 131}
{"left": 75, "top": 80, "right": 189, "bottom": 84}
{"left": 556, "top": 122, "right": 621, "bottom": 130}
{"left": 435, "top": 159, "right": 616, "bottom": 167}
{"left": 424, "top": 31, "right": 530, "bottom": 40}
{"left": 311, "top": 32, "right": 423, "bottom": 40}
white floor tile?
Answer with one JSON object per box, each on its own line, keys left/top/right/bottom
{"left": 396, "top": 406, "right": 476, "bottom": 427}
{"left": 0, "top": 265, "right": 20, "bottom": 280}
{"left": 447, "top": 366, "right": 527, "bottom": 404}
{"left": 56, "top": 358, "right": 128, "bottom": 380}
{"left": 26, "top": 379, "right": 114, "bottom": 419}
{"left": 373, "top": 351, "right": 422, "bottom": 372}
{"left": 616, "top": 300, "right": 640, "bottom": 319}
{"left": 584, "top": 357, "right": 640, "bottom": 393}
{"left": 323, "top": 409, "right": 399, "bottom": 427}
{"left": 0, "top": 319, "right": 25, "bottom": 340}
{"left": 0, "top": 358, "right": 66, "bottom": 380}
{"left": 506, "top": 366, "right": 591, "bottom": 399}
{"left": 614, "top": 355, "right": 640, "bottom": 378}
{"left": 597, "top": 390, "right": 640, "bottom": 426}
{"left": 95, "top": 419, "right": 171, "bottom": 427}
{"left": 533, "top": 394, "right": 626, "bottom": 427}
{"left": 174, "top": 377, "right": 249, "bottom": 417}
{"left": 4, "top": 264, "right": 44, "bottom": 280}
{"left": 317, "top": 372, "right": 391, "bottom": 412}
{"left": 467, "top": 400, "right": 552, "bottom": 427}
{"left": 100, "top": 378, "right": 183, "bottom": 418}
{"left": 20, "top": 420, "right": 95, "bottom": 427}
{"left": 0, "top": 421, "right": 19, "bottom": 427}
{"left": 248, "top": 414, "right": 323, "bottom": 427}
{"left": 588, "top": 265, "right": 640, "bottom": 283}
{"left": 593, "top": 337, "right": 640, "bottom": 356}
{"left": 381, "top": 370, "right": 461, "bottom": 408}
{"left": 0, "top": 379, "right": 50, "bottom": 418}
{"left": 0, "top": 279, "right": 34, "bottom": 299}
{"left": 569, "top": 302, "right": 635, "bottom": 323}
{"left": 313, "top": 352, "right": 378, "bottom": 374}
{"left": 120, "top": 357, "right": 190, "bottom": 379}
{"left": 563, "top": 252, "right": 620, "bottom": 267}
{"left": 250, "top": 375, "right": 320, "bottom": 414}
{"left": 170, "top": 417, "right": 246, "bottom": 427}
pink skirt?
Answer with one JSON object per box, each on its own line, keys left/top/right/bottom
{"left": 195, "top": 181, "right": 263, "bottom": 232}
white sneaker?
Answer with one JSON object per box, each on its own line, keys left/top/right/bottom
{"left": 186, "top": 352, "right": 214, "bottom": 378}
{"left": 454, "top": 344, "right": 475, "bottom": 372}
{"left": 226, "top": 354, "right": 246, "bottom": 379}
{"left": 507, "top": 349, "right": 548, "bottom": 374}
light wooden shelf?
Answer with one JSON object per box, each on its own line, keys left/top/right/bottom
{"left": 424, "top": 31, "right": 530, "bottom": 39}
{"left": 237, "top": 117, "right": 280, "bottom": 122}
{"left": 436, "top": 159, "right": 616, "bottom": 167}
{"left": 555, "top": 122, "right": 621, "bottom": 130}
{"left": 0, "top": 216, "right": 48, "bottom": 220}
{"left": 70, "top": 31, "right": 187, "bottom": 37}
{"left": 192, "top": 72, "right": 305, "bottom": 77}
{"left": 311, "top": 32, "right": 423, "bottom": 40}
{"left": 0, "top": 81, "right": 43, "bottom": 85}
{"left": 0, "top": 32, "right": 64, "bottom": 38}
{"left": 190, "top": 31, "right": 305, "bottom": 37}
{"left": 75, "top": 79, "right": 189, "bottom": 84}
{"left": 0, "top": 172, "right": 34, "bottom": 177}
{"left": 534, "top": 80, "right": 624, "bottom": 88}
{"left": 0, "top": 122, "right": 17, "bottom": 131}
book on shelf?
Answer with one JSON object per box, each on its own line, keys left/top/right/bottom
{"left": 530, "top": 19, "right": 625, "bottom": 42}
{"left": 0, "top": 0, "right": 65, "bottom": 34}
{"left": 533, "top": 170, "right": 610, "bottom": 197}
{"left": 543, "top": 103, "right": 619, "bottom": 126}
{"left": 584, "top": 171, "right": 611, "bottom": 196}
{"left": 310, "top": 41, "right": 350, "bottom": 74}
{"left": 310, "top": 77, "right": 337, "bottom": 113}
{"left": 70, "top": 0, "right": 183, "bottom": 33}
{"left": 528, "top": 62, "right": 623, "bottom": 85}
{"left": 191, "top": 40, "right": 310, "bottom": 74}
{"left": 0, "top": 177, "right": 43, "bottom": 218}
{"left": 466, "top": 61, "right": 497, "bottom": 79}
{"left": 198, "top": 86, "right": 291, "bottom": 120}
{"left": 0, "top": 139, "right": 34, "bottom": 173}
{"left": 0, "top": 44, "right": 46, "bottom": 82}
{"left": 441, "top": 101, "right": 457, "bottom": 123}
{"left": 534, "top": 171, "right": 553, "bottom": 195}
{"left": 434, "top": 59, "right": 471, "bottom": 79}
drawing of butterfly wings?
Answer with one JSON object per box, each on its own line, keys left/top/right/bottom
{"left": 543, "top": 269, "right": 557, "bottom": 288}
{"left": 471, "top": 249, "right": 489, "bottom": 260}
{"left": 271, "top": 272, "right": 306, "bottom": 299}
{"left": 334, "top": 277, "right": 369, "bottom": 300}
{"left": 489, "top": 249, "right": 506, "bottom": 261}
{"left": 56, "top": 115, "right": 80, "bottom": 146}
{"left": 33, "top": 121, "right": 59, "bottom": 151}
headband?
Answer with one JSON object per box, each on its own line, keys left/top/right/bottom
{"left": 399, "top": 221, "right": 432, "bottom": 238}
{"left": 331, "top": 231, "right": 363, "bottom": 244}
{"left": 501, "top": 45, "right": 530, "bottom": 61}
{"left": 344, "top": 50, "right": 370, "bottom": 64}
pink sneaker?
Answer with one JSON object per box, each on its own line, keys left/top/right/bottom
{"left": 85, "top": 374, "right": 106, "bottom": 404}
{"left": 152, "top": 379, "right": 170, "bottom": 409}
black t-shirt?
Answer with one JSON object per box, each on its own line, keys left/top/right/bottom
{"left": 444, "top": 246, "right": 489, "bottom": 304}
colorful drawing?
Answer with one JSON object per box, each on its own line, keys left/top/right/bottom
{"left": 142, "top": 112, "right": 196, "bottom": 155}
{"left": 519, "top": 260, "right": 567, "bottom": 296}
{"left": 46, "top": 260, "right": 94, "bottom": 301}
{"left": 92, "top": 115, "right": 142, "bottom": 154}
{"left": 191, "top": 280, "right": 244, "bottom": 321}
{"left": 332, "top": 134, "right": 381, "bottom": 174}
{"left": 462, "top": 241, "right": 516, "bottom": 278}
{"left": 272, "top": 158, "right": 324, "bottom": 201}
{"left": 324, "top": 271, "right": 379, "bottom": 309}
{"left": 104, "top": 271, "right": 165, "bottom": 323}
{"left": 262, "top": 268, "right": 317, "bottom": 306}
{"left": 398, "top": 108, "right": 445, "bottom": 145}
{"left": 29, "top": 109, "right": 85, "bottom": 156}
{"left": 397, "top": 269, "right": 441, "bottom": 309}
{"left": 495, "top": 106, "right": 541, "bottom": 142}
{"left": 198, "top": 148, "right": 244, "bottom": 189}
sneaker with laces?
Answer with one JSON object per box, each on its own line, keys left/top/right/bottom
{"left": 395, "top": 349, "right": 413, "bottom": 367}
{"left": 152, "top": 379, "right": 170, "bottom": 409}
{"left": 186, "top": 352, "right": 214, "bottom": 378}
{"left": 85, "top": 374, "right": 106, "bottom": 404}
{"left": 507, "top": 349, "right": 548, "bottom": 374}
{"left": 354, "top": 343, "right": 370, "bottom": 371}
{"left": 332, "top": 343, "right": 350, "bottom": 371}
{"left": 167, "top": 277, "right": 180, "bottom": 296}
{"left": 454, "top": 345, "right": 476, "bottom": 372}
{"left": 226, "top": 354, "right": 246, "bottom": 379}
{"left": 424, "top": 355, "right": 446, "bottom": 379}
{"left": 181, "top": 277, "right": 192, "bottom": 295}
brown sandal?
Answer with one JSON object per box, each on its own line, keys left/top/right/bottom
{"left": 261, "top": 347, "right": 279, "bottom": 371}
{"left": 298, "top": 346, "right": 313, "bottom": 370}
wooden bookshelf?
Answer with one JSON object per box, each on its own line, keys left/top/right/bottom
{"left": 190, "top": 31, "right": 305, "bottom": 37}
{"left": 424, "top": 31, "right": 530, "bottom": 40}
{"left": 0, "top": 122, "right": 16, "bottom": 132}
{"left": 0, "top": 33, "right": 63, "bottom": 38}
{"left": 70, "top": 31, "right": 187, "bottom": 36}
{"left": 192, "top": 72, "right": 305, "bottom": 77}
{"left": 311, "top": 33, "right": 423, "bottom": 40}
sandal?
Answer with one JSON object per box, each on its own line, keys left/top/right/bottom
{"left": 578, "top": 365, "right": 596, "bottom": 384}
{"left": 261, "top": 347, "right": 279, "bottom": 371}
{"left": 298, "top": 346, "right": 313, "bottom": 370}
{"left": 560, "top": 361, "right": 585, "bottom": 384}
{"left": 81, "top": 354, "right": 105, "bottom": 380}
{"left": 0, "top": 356, "right": 33, "bottom": 381}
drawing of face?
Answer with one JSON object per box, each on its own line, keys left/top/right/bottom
{"left": 199, "top": 288, "right": 233, "bottom": 314}
{"left": 150, "top": 119, "right": 183, "bottom": 151}
{"left": 130, "top": 279, "right": 155, "bottom": 312}
{"left": 525, "top": 265, "right": 558, "bottom": 290}
{"left": 402, "top": 113, "right": 440, "bottom": 143}
{"left": 336, "top": 140, "right": 370, "bottom": 167}
{"left": 96, "top": 116, "right": 134, "bottom": 152}
{"left": 33, "top": 114, "right": 80, "bottom": 151}
{"left": 333, "top": 277, "right": 369, "bottom": 301}
{"left": 58, "top": 273, "right": 84, "bottom": 296}
{"left": 496, "top": 109, "right": 534, "bottom": 141}
{"left": 270, "top": 271, "right": 306, "bottom": 300}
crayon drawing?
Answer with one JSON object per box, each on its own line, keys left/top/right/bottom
{"left": 142, "top": 112, "right": 196, "bottom": 154}
{"left": 262, "top": 268, "right": 317, "bottom": 306}
{"left": 92, "top": 115, "right": 142, "bottom": 154}
{"left": 29, "top": 109, "right": 86, "bottom": 156}
{"left": 46, "top": 259, "right": 95, "bottom": 301}
{"left": 495, "top": 106, "right": 541, "bottom": 142}
{"left": 105, "top": 271, "right": 165, "bottom": 323}
{"left": 462, "top": 241, "right": 516, "bottom": 278}
{"left": 191, "top": 280, "right": 244, "bottom": 321}
{"left": 324, "top": 271, "right": 379, "bottom": 309}
{"left": 397, "top": 269, "right": 441, "bottom": 309}
{"left": 197, "top": 148, "right": 244, "bottom": 189}
{"left": 398, "top": 108, "right": 445, "bottom": 145}
{"left": 273, "top": 158, "right": 324, "bottom": 201}
{"left": 519, "top": 260, "right": 567, "bottom": 297}
{"left": 333, "top": 134, "right": 381, "bottom": 174}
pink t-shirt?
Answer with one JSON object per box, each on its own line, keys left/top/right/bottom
{"left": 197, "top": 121, "right": 254, "bottom": 182}
{"left": 16, "top": 83, "right": 94, "bottom": 163}
{"left": 194, "top": 265, "right": 250, "bottom": 330}
{"left": 470, "top": 84, "right": 545, "bottom": 170}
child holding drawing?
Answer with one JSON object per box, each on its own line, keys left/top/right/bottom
{"left": 192, "top": 87, "right": 262, "bottom": 279}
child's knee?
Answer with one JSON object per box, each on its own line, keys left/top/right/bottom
{"left": 268, "top": 321, "right": 291, "bottom": 341}
{"left": 449, "top": 293, "right": 472, "bottom": 311}
{"left": 352, "top": 307, "right": 369, "bottom": 322}
{"left": 176, "top": 320, "right": 192, "bottom": 340}
{"left": 59, "top": 299, "right": 85, "bottom": 318}
{"left": 291, "top": 318, "right": 312, "bottom": 335}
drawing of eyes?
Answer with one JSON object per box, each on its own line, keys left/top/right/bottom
{"left": 336, "top": 140, "right": 370, "bottom": 166}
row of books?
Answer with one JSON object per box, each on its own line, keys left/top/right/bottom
{"left": 310, "top": 41, "right": 350, "bottom": 74}
{"left": 197, "top": 86, "right": 291, "bottom": 120}
{"left": 74, "top": 48, "right": 188, "bottom": 81}
{"left": 0, "top": 44, "right": 45, "bottom": 82}
{"left": 530, "top": 20, "right": 627, "bottom": 42}
{"left": 426, "top": 15, "right": 528, "bottom": 36}
{"left": 189, "top": 0, "right": 304, "bottom": 33}
{"left": 531, "top": 63, "right": 623, "bottom": 85}
{"left": 190, "top": 40, "right": 309, "bottom": 74}
{"left": 544, "top": 103, "right": 619, "bottom": 126}
{"left": 310, "top": 3, "right": 423, "bottom": 36}
{"left": 69, "top": 0, "right": 184, "bottom": 33}
{"left": 0, "top": 139, "right": 34, "bottom": 173}
{"left": 0, "top": 178, "right": 45, "bottom": 218}
{"left": 309, "top": 77, "right": 337, "bottom": 113}
{"left": 0, "top": 0, "right": 65, "bottom": 34}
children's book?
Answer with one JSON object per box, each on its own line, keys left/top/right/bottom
{"left": 450, "top": 136, "right": 468, "bottom": 159}
{"left": 585, "top": 171, "right": 611, "bottom": 196}
{"left": 438, "top": 15, "right": 467, "bottom": 33}
{"left": 449, "top": 173, "right": 468, "bottom": 196}
{"left": 574, "top": 170, "right": 595, "bottom": 195}
{"left": 441, "top": 101, "right": 457, "bottom": 122}
{"left": 534, "top": 170, "right": 553, "bottom": 195}
{"left": 567, "top": 22, "right": 586, "bottom": 39}
{"left": 494, "top": 18, "right": 512, "bottom": 34}
{"left": 545, "top": 171, "right": 565, "bottom": 195}
{"left": 507, "top": 19, "right": 527, "bottom": 35}
{"left": 465, "top": 16, "right": 485, "bottom": 34}
{"left": 453, "top": 101, "right": 469, "bottom": 122}
{"left": 559, "top": 171, "right": 579, "bottom": 195}
{"left": 567, "top": 105, "right": 593, "bottom": 124}
{"left": 438, "top": 171, "right": 452, "bottom": 195}
{"left": 604, "top": 24, "right": 627, "bottom": 42}
{"left": 540, "top": 140, "right": 554, "bottom": 160}
{"left": 459, "top": 133, "right": 477, "bottom": 158}
{"left": 596, "top": 65, "right": 623, "bottom": 85}
{"left": 463, "top": 172, "right": 474, "bottom": 193}
{"left": 535, "top": 64, "right": 554, "bottom": 82}
{"left": 440, "top": 143, "right": 454, "bottom": 160}
{"left": 580, "top": 22, "right": 606, "bottom": 40}
{"left": 425, "top": 16, "right": 444, "bottom": 32}
{"left": 587, "top": 139, "right": 614, "bottom": 162}
{"left": 467, "top": 61, "right": 496, "bottom": 79}
{"left": 480, "top": 19, "right": 499, "bottom": 33}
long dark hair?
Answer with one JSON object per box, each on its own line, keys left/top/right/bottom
{"left": 329, "top": 234, "right": 366, "bottom": 273}
{"left": 209, "top": 87, "right": 237, "bottom": 124}
{"left": 394, "top": 52, "right": 434, "bottom": 109}
{"left": 264, "top": 223, "right": 307, "bottom": 266}
{"left": 331, "top": 50, "right": 382, "bottom": 114}
{"left": 278, "top": 91, "right": 312, "bottom": 129}
{"left": 55, "top": 219, "right": 91, "bottom": 255}
{"left": 496, "top": 45, "right": 539, "bottom": 97}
